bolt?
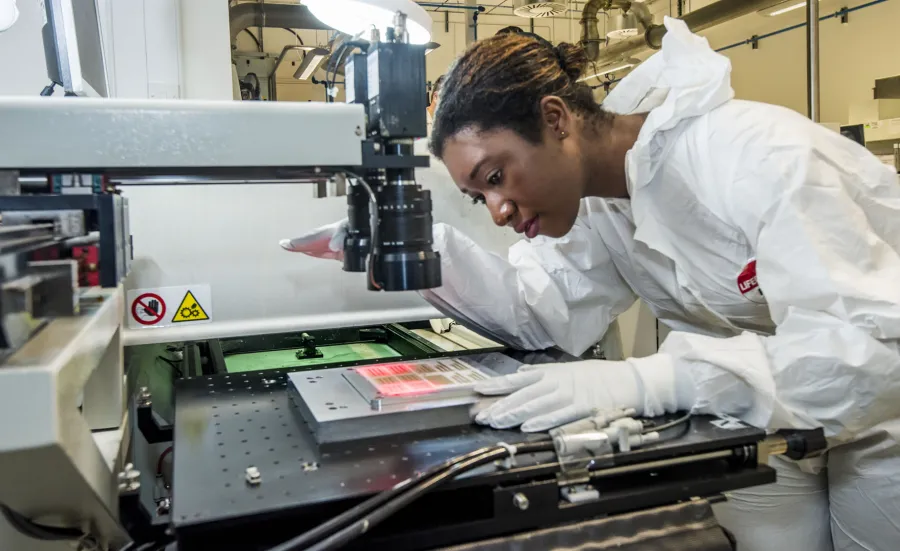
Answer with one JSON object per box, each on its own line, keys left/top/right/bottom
{"left": 138, "top": 387, "right": 152, "bottom": 407}
{"left": 314, "top": 167, "right": 322, "bottom": 174}
{"left": 245, "top": 466, "right": 262, "bottom": 486}
{"left": 373, "top": 143, "right": 382, "bottom": 152}
{"left": 513, "top": 493, "right": 529, "bottom": 511}
{"left": 355, "top": 126, "right": 363, "bottom": 136}
{"left": 118, "top": 463, "right": 141, "bottom": 493}
{"left": 156, "top": 497, "right": 171, "bottom": 516}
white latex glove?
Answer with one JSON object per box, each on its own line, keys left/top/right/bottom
{"left": 0, "top": 0, "right": 18, "bottom": 32}
{"left": 279, "top": 219, "right": 348, "bottom": 261}
{"left": 474, "top": 358, "right": 692, "bottom": 432}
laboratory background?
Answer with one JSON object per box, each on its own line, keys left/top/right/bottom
{"left": 0, "top": 1, "right": 898, "bottom": 550}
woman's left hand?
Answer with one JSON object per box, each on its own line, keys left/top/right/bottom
{"left": 473, "top": 358, "right": 686, "bottom": 432}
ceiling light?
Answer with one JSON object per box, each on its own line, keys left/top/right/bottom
{"left": 304, "top": 0, "right": 432, "bottom": 45}
{"left": 294, "top": 47, "right": 330, "bottom": 80}
{"left": 607, "top": 10, "right": 641, "bottom": 40}
{"left": 577, "top": 63, "right": 636, "bottom": 82}
{"left": 761, "top": 0, "right": 820, "bottom": 17}
{"left": 512, "top": 1, "right": 568, "bottom": 18}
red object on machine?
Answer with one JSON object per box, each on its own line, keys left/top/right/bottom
{"left": 72, "top": 246, "right": 100, "bottom": 287}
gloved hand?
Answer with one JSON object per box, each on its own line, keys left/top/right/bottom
{"left": 279, "top": 219, "right": 348, "bottom": 261}
{"left": 474, "top": 358, "right": 692, "bottom": 432}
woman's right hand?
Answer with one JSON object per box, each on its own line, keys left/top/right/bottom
{"left": 279, "top": 219, "right": 348, "bottom": 261}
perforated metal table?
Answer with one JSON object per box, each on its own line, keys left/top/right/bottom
{"left": 171, "top": 350, "right": 773, "bottom": 550}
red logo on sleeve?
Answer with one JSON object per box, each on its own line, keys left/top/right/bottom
{"left": 737, "top": 259, "right": 766, "bottom": 304}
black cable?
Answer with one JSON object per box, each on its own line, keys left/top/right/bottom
{"left": 282, "top": 28, "right": 304, "bottom": 45}
{"left": 157, "top": 355, "right": 182, "bottom": 377}
{"left": 267, "top": 447, "right": 491, "bottom": 551}
{"left": 327, "top": 40, "right": 367, "bottom": 102}
{"left": 309, "top": 442, "right": 554, "bottom": 551}
{"left": 0, "top": 503, "right": 84, "bottom": 541}
{"left": 268, "top": 441, "right": 552, "bottom": 551}
{"left": 40, "top": 82, "right": 56, "bottom": 96}
{"left": 326, "top": 43, "right": 350, "bottom": 103}
{"left": 241, "top": 28, "right": 262, "bottom": 51}
{"left": 643, "top": 412, "right": 692, "bottom": 434}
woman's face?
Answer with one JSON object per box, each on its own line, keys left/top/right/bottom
{"left": 440, "top": 124, "right": 585, "bottom": 239}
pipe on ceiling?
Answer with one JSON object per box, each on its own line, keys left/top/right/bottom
{"left": 587, "top": 0, "right": 786, "bottom": 66}
{"left": 229, "top": 2, "right": 333, "bottom": 42}
{"left": 806, "top": 0, "right": 820, "bottom": 122}
{"left": 580, "top": 0, "right": 608, "bottom": 62}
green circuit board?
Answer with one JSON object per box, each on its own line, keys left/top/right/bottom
{"left": 224, "top": 342, "right": 402, "bottom": 373}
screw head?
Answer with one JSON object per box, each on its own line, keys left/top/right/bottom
{"left": 117, "top": 463, "right": 141, "bottom": 493}
{"left": 156, "top": 497, "right": 171, "bottom": 515}
{"left": 245, "top": 466, "right": 262, "bottom": 485}
{"left": 513, "top": 492, "right": 529, "bottom": 511}
{"left": 355, "top": 126, "right": 363, "bottom": 136}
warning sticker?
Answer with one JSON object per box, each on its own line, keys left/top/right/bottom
{"left": 131, "top": 293, "right": 166, "bottom": 326}
{"left": 126, "top": 284, "right": 212, "bottom": 329}
{"left": 172, "top": 290, "right": 210, "bottom": 323}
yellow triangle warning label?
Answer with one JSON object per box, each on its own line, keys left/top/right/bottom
{"left": 172, "top": 291, "right": 210, "bottom": 323}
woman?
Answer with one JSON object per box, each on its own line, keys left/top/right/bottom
{"left": 283, "top": 18, "right": 900, "bottom": 551}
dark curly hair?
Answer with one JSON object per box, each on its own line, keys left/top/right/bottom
{"left": 429, "top": 34, "right": 610, "bottom": 159}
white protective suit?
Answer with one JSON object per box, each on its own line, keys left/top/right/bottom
{"left": 425, "top": 18, "right": 900, "bottom": 551}
{"left": 282, "top": 18, "right": 900, "bottom": 549}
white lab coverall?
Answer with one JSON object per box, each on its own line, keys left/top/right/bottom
{"left": 421, "top": 17, "right": 900, "bottom": 551}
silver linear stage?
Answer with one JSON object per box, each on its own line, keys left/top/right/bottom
{"left": 0, "top": 98, "right": 366, "bottom": 178}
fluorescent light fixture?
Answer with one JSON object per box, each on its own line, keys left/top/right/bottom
{"left": 294, "top": 47, "right": 330, "bottom": 80}
{"left": 762, "top": 0, "right": 820, "bottom": 17}
{"left": 577, "top": 63, "right": 635, "bottom": 83}
{"left": 304, "top": 0, "right": 432, "bottom": 45}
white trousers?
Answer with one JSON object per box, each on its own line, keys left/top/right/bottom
{"left": 713, "top": 421, "right": 900, "bottom": 551}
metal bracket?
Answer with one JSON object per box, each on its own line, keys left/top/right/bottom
{"left": 561, "top": 484, "right": 601, "bottom": 505}
{"left": 136, "top": 388, "right": 174, "bottom": 444}
{"left": 556, "top": 468, "right": 592, "bottom": 488}
{"left": 751, "top": 35, "right": 760, "bottom": 50}
{"left": 360, "top": 141, "right": 430, "bottom": 170}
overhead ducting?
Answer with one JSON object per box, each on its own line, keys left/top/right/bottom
{"left": 581, "top": 1, "right": 651, "bottom": 62}
{"left": 581, "top": 0, "right": 788, "bottom": 66}
{"left": 229, "top": 2, "right": 333, "bottom": 43}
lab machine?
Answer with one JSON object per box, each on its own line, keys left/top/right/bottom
{"left": 0, "top": 2, "right": 826, "bottom": 550}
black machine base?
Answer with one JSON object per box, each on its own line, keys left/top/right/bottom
{"left": 439, "top": 499, "right": 734, "bottom": 551}
{"left": 169, "top": 350, "right": 774, "bottom": 551}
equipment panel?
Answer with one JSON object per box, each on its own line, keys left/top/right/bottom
{"left": 0, "top": 98, "right": 365, "bottom": 175}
